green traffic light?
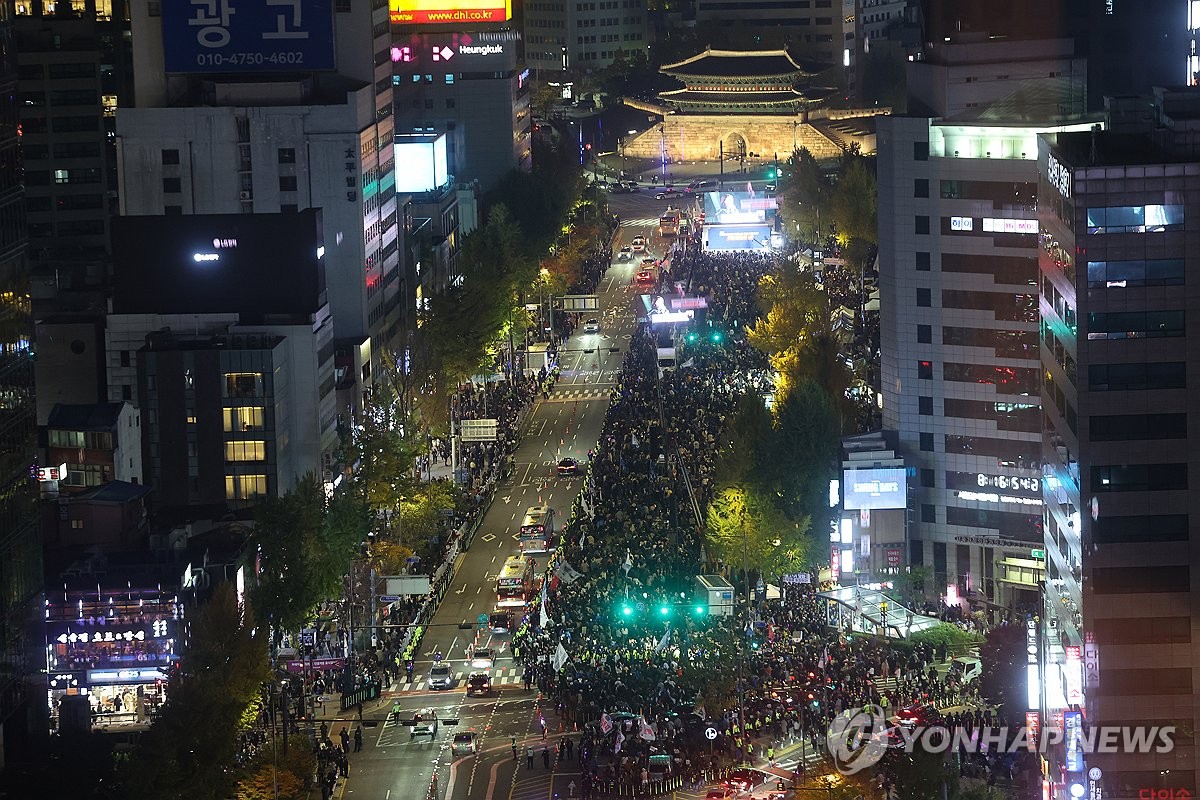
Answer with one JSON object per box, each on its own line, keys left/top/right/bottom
{"left": 750, "top": 641, "right": 760, "bottom": 650}
{"left": 621, "top": 604, "right": 634, "bottom": 617}
{"left": 710, "top": 330, "right": 722, "bottom": 343}
{"left": 693, "top": 604, "right": 706, "bottom": 616}
{"left": 658, "top": 605, "right": 672, "bottom": 617}
{"left": 686, "top": 332, "right": 698, "bottom": 343}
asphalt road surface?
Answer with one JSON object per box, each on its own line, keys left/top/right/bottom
{"left": 336, "top": 212, "right": 676, "bottom": 800}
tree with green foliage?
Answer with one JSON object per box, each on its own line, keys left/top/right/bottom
{"left": 766, "top": 378, "right": 840, "bottom": 533}
{"left": 979, "top": 622, "right": 1028, "bottom": 725}
{"left": 706, "top": 484, "right": 811, "bottom": 580}
{"left": 123, "top": 583, "right": 270, "bottom": 800}
{"left": 746, "top": 262, "right": 830, "bottom": 401}
{"left": 778, "top": 147, "right": 829, "bottom": 243}
{"left": 250, "top": 475, "right": 369, "bottom": 633}
{"left": 882, "top": 746, "right": 959, "bottom": 800}
{"left": 830, "top": 154, "right": 878, "bottom": 262}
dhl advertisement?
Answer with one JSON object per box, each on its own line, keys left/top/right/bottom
{"left": 390, "top": 0, "right": 512, "bottom": 24}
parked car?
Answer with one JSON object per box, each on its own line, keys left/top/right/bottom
{"left": 452, "top": 731, "right": 477, "bottom": 755}
{"left": 469, "top": 647, "right": 495, "bottom": 670}
{"left": 428, "top": 663, "right": 453, "bottom": 690}
{"left": 466, "top": 672, "right": 493, "bottom": 697}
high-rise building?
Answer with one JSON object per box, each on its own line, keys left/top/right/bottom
{"left": 523, "top": 0, "right": 647, "bottom": 73}
{"left": 1036, "top": 87, "right": 1200, "bottom": 800}
{"left": 0, "top": 0, "right": 44, "bottom": 766}
{"left": 692, "top": 0, "right": 854, "bottom": 73}
{"left": 14, "top": 0, "right": 132, "bottom": 298}
{"left": 877, "top": 36, "right": 1092, "bottom": 607}
{"left": 116, "top": 2, "right": 404, "bottom": 414}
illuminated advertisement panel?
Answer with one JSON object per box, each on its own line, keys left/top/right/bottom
{"left": 391, "top": 31, "right": 518, "bottom": 71}
{"left": 842, "top": 467, "right": 906, "bottom": 510}
{"left": 704, "top": 224, "right": 772, "bottom": 251}
{"left": 702, "top": 191, "right": 777, "bottom": 224}
{"left": 162, "top": 0, "right": 335, "bottom": 74}
{"left": 390, "top": 0, "right": 512, "bottom": 25}
{"left": 394, "top": 133, "right": 449, "bottom": 193}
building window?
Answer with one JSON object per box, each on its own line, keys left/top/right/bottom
{"left": 915, "top": 215, "right": 929, "bottom": 235}
{"left": 1087, "top": 310, "right": 1184, "bottom": 339}
{"left": 224, "top": 373, "right": 263, "bottom": 398}
{"left": 223, "top": 407, "right": 265, "bottom": 432}
{"left": 1086, "top": 204, "right": 1184, "bottom": 234}
{"left": 917, "top": 324, "right": 932, "bottom": 344}
{"left": 279, "top": 175, "right": 298, "bottom": 192}
{"left": 913, "top": 178, "right": 929, "bottom": 198}
{"left": 918, "top": 396, "right": 933, "bottom": 415}
{"left": 446, "top": 98, "right": 456, "bottom": 109}
{"left": 163, "top": 177, "right": 182, "bottom": 193}
{"left": 161, "top": 148, "right": 180, "bottom": 165}
{"left": 920, "top": 468, "right": 935, "bottom": 488}
{"left": 445, "top": 73, "right": 455, "bottom": 84}
{"left": 1087, "top": 362, "right": 1185, "bottom": 391}
{"left": 921, "top": 503, "right": 936, "bottom": 522}
{"left": 919, "top": 432, "right": 934, "bottom": 452}
{"left": 281, "top": 204, "right": 298, "bottom": 213}
{"left": 915, "top": 251, "right": 931, "bottom": 271}
{"left": 916, "top": 288, "right": 931, "bottom": 307}
{"left": 1091, "top": 464, "right": 1187, "bottom": 493}
{"left": 917, "top": 360, "right": 933, "bottom": 380}
{"left": 225, "top": 441, "right": 267, "bottom": 462}
{"left": 225, "top": 474, "right": 268, "bottom": 500}
{"left": 165, "top": 205, "right": 183, "bottom": 215}
{"left": 913, "top": 141, "right": 928, "bottom": 161}
{"left": 1089, "top": 413, "right": 1186, "bottom": 442}
{"left": 278, "top": 147, "right": 296, "bottom": 164}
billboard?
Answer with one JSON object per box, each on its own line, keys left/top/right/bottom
{"left": 112, "top": 211, "right": 325, "bottom": 316}
{"left": 162, "top": 0, "right": 335, "bottom": 74}
{"left": 390, "top": 0, "right": 512, "bottom": 25}
{"left": 395, "top": 133, "right": 449, "bottom": 193}
{"left": 702, "top": 191, "right": 777, "bottom": 225}
{"left": 842, "top": 467, "right": 906, "bottom": 510}
{"left": 704, "top": 224, "right": 772, "bottom": 251}
{"left": 392, "top": 31, "right": 519, "bottom": 71}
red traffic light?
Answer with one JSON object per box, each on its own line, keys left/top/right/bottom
{"left": 584, "top": 143, "right": 592, "bottom": 150}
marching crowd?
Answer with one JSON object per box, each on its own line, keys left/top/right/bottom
{"left": 509, "top": 240, "right": 1018, "bottom": 798}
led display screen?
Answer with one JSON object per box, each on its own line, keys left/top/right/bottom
{"left": 702, "top": 191, "right": 777, "bottom": 224}
{"left": 394, "top": 134, "right": 449, "bottom": 193}
{"left": 112, "top": 211, "right": 324, "bottom": 315}
{"left": 703, "top": 224, "right": 772, "bottom": 251}
{"left": 842, "top": 467, "right": 906, "bottom": 510}
{"left": 390, "top": 0, "right": 512, "bottom": 25}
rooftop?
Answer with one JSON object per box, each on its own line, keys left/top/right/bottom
{"left": 77, "top": 480, "right": 153, "bottom": 505}
{"left": 1048, "top": 130, "right": 1190, "bottom": 168}
{"left": 661, "top": 48, "right": 815, "bottom": 79}
{"left": 47, "top": 402, "right": 128, "bottom": 432}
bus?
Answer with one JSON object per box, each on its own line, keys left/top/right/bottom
{"left": 658, "top": 210, "right": 681, "bottom": 236}
{"left": 496, "top": 556, "right": 536, "bottom": 608}
{"left": 518, "top": 505, "right": 557, "bottom": 553}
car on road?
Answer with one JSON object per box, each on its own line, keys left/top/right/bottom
{"left": 557, "top": 457, "right": 581, "bottom": 476}
{"left": 489, "top": 610, "right": 511, "bottom": 634}
{"left": 616, "top": 246, "right": 632, "bottom": 261}
{"left": 895, "top": 703, "right": 943, "bottom": 729}
{"left": 468, "top": 647, "right": 495, "bottom": 670}
{"left": 631, "top": 235, "right": 647, "bottom": 252}
{"left": 609, "top": 183, "right": 636, "bottom": 194}
{"left": 411, "top": 708, "right": 439, "bottom": 740}
{"left": 655, "top": 189, "right": 683, "bottom": 200}
{"left": 466, "top": 672, "right": 493, "bottom": 697}
{"left": 452, "top": 731, "right": 477, "bottom": 756}
{"left": 686, "top": 179, "right": 713, "bottom": 192}
{"left": 705, "top": 789, "right": 735, "bottom": 800}
{"left": 725, "top": 768, "right": 767, "bottom": 792}
{"left": 428, "top": 663, "right": 453, "bottom": 690}
{"left": 584, "top": 318, "right": 600, "bottom": 333}
{"left": 635, "top": 269, "right": 655, "bottom": 284}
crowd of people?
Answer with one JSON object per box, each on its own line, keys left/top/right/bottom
{"left": 507, "top": 236, "right": 1016, "bottom": 799}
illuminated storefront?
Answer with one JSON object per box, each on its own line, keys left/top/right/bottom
{"left": 45, "top": 587, "right": 183, "bottom": 729}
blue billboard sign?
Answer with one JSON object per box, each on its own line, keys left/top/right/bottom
{"left": 162, "top": 0, "right": 335, "bottom": 74}
{"left": 1064, "top": 710, "right": 1084, "bottom": 772}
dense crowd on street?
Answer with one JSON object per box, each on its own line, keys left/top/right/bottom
{"left": 507, "top": 238, "right": 1027, "bottom": 799}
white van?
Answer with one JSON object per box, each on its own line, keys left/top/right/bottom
{"left": 656, "top": 347, "right": 677, "bottom": 378}
{"left": 947, "top": 656, "right": 982, "bottom": 685}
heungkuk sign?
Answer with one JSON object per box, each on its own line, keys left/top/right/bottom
{"left": 393, "top": 31, "right": 517, "bottom": 71}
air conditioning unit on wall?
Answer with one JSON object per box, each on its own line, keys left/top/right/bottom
{"left": 239, "top": 190, "right": 252, "bottom": 201}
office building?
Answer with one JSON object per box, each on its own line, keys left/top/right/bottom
{"left": 44, "top": 401, "right": 141, "bottom": 492}
{"left": 117, "top": 2, "right": 403, "bottom": 412}
{"left": 15, "top": 0, "right": 131, "bottom": 297}
{"left": 524, "top": 0, "right": 647, "bottom": 73}
{"left": 0, "top": 0, "right": 44, "bottom": 766}
{"left": 877, "top": 36, "right": 1092, "bottom": 607}
{"left": 1036, "top": 87, "right": 1200, "bottom": 800}
{"left": 391, "top": 29, "right": 530, "bottom": 191}
{"left": 107, "top": 211, "right": 336, "bottom": 511}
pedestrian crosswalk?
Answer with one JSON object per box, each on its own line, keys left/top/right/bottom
{"left": 398, "top": 666, "right": 528, "bottom": 693}
{"left": 544, "top": 388, "right": 613, "bottom": 401}
{"left": 619, "top": 217, "right": 663, "bottom": 228}
{"left": 873, "top": 676, "right": 901, "bottom": 693}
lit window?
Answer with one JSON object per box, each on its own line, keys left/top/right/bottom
{"left": 226, "top": 474, "right": 268, "bottom": 499}
{"left": 223, "top": 407, "right": 265, "bottom": 432}
{"left": 225, "top": 441, "right": 266, "bottom": 462}
{"left": 224, "top": 373, "right": 263, "bottom": 398}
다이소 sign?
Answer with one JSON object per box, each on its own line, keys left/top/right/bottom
{"left": 163, "top": 0, "right": 336, "bottom": 74}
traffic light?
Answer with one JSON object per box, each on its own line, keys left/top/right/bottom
{"left": 584, "top": 143, "right": 592, "bottom": 151}
{"left": 692, "top": 603, "right": 707, "bottom": 617}
{"left": 686, "top": 331, "right": 699, "bottom": 344}
{"left": 709, "top": 329, "right": 723, "bottom": 344}
{"left": 766, "top": 167, "right": 776, "bottom": 180}
{"left": 620, "top": 603, "right": 635, "bottom": 618}
{"left": 658, "top": 604, "right": 672, "bottom": 618}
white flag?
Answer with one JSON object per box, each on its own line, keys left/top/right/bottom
{"left": 680, "top": 358, "right": 695, "bottom": 369}
{"left": 600, "top": 713, "right": 613, "bottom": 734}
{"left": 654, "top": 625, "right": 671, "bottom": 654}
{"left": 552, "top": 642, "right": 569, "bottom": 672}
{"left": 630, "top": 431, "right": 640, "bottom": 448}
{"left": 638, "top": 716, "right": 656, "bottom": 741}
{"left": 556, "top": 559, "right": 583, "bottom": 585}
{"left": 614, "top": 729, "right": 625, "bottom": 753}
{"left": 622, "top": 550, "right": 633, "bottom": 575}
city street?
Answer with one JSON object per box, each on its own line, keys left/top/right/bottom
{"left": 332, "top": 214, "right": 670, "bottom": 800}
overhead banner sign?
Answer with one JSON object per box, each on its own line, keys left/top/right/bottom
{"left": 460, "top": 418, "right": 499, "bottom": 442}
{"left": 390, "top": 0, "right": 512, "bottom": 25}
{"left": 162, "top": 0, "right": 336, "bottom": 74}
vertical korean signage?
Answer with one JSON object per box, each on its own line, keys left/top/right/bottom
{"left": 1065, "top": 645, "right": 1084, "bottom": 706}
{"left": 163, "top": 0, "right": 336, "bottom": 74}
{"left": 1026, "top": 616, "right": 1040, "bottom": 710}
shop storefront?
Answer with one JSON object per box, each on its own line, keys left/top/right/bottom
{"left": 45, "top": 588, "right": 183, "bottom": 730}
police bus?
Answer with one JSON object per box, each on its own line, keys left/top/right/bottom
{"left": 496, "top": 556, "right": 536, "bottom": 608}
{"left": 518, "top": 505, "right": 557, "bottom": 553}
